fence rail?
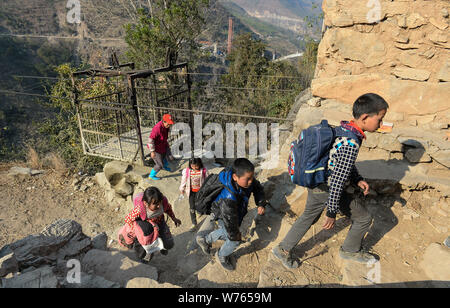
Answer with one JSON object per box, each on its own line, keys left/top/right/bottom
{"left": 68, "top": 63, "right": 307, "bottom": 165}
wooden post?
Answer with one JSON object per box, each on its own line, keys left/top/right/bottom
{"left": 185, "top": 63, "right": 194, "bottom": 155}
{"left": 227, "top": 17, "right": 233, "bottom": 55}
{"left": 151, "top": 73, "right": 159, "bottom": 124}
{"left": 71, "top": 75, "right": 87, "bottom": 155}
{"left": 115, "top": 92, "right": 124, "bottom": 160}
{"left": 128, "top": 75, "right": 146, "bottom": 166}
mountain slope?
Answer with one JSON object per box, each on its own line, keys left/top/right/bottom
{"left": 217, "top": 1, "right": 302, "bottom": 55}
{"left": 220, "top": 0, "right": 323, "bottom": 38}
{"left": 226, "top": 0, "right": 322, "bottom": 19}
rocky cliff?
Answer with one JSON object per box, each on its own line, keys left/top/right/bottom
{"left": 312, "top": 0, "right": 450, "bottom": 119}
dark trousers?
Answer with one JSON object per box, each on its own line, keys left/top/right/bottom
{"left": 279, "top": 184, "right": 373, "bottom": 253}
{"left": 151, "top": 152, "right": 167, "bottom": 173}
{"left": 189, "top": 191, "right": 198, "bottom": 225}
{"left": 134, "top": 219, "right": 174, "bottom": 259}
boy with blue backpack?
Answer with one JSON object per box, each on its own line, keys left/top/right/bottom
{"left": 195, "top": 158, "right": 267, "bottom": 271}
{"left": 273, "top": 93, "right": 389, "bottom": 268}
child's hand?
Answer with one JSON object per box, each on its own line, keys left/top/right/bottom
{"left": 173, "top": 218, "right": 182, "bottom": 227}
{"left": 235, "top": 232, "right": 242, "bottom": 242}
{"left": 257, "top": 206, "right": 265, "bottom": 216}
{"left": 357, "top": 180, "right": 370, "bottom": 196}
{"left": 323, "top": 216, "right": 335, "bottom": 230}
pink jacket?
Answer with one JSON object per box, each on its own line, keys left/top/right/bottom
{"left": 118, "top": 220, "right": 159, "bottom": 249}
{"left": 125, "top": 193, "right": 176, "bottom": 226}
{"left": 179, "top": 167, "right": 208, "bottom": 197}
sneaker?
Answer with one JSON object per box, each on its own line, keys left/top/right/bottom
{"left": 162, "top": 159, "right": 172, "bottom": 172}
{"left": 271, "top": 245, "right": 300, "bottom": 269}
{"left": 196, "top": 236, "right": 211, "bottom": 255}
{"left": 142, "top": 252, "right": 153, "bottom": 264}
{"left": 148, "top": 169, "right": 161, "bottom": 180}
{"left": 339, "top": 247, "right": 376, "bottom": 263}
{"left": 215, "top": 251, "right": 234, "bottom": 271}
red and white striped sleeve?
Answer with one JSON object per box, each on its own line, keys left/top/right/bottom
{"left": 125, "top": 208, "right": 140, "bottom": 228}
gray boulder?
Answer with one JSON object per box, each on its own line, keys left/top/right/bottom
{"left": 113, "top": 177, "right": 134, "bottom": 197}
{"left": 92, "top": 232, "right": 108, "bottom": 250}
{"left": 63, "top": 272, "right": 120, "bottom": 288}
{"left": 126, "top": 277, "right": 179, "bottom": 288}
{"left": 82, "top": 249, "right": 158, "bottom": 287}
{"left": 0, "top": 246, "right": 19, "bottom": 278}
{"left": 1, "top": 266, "right": 58, "bottom": 288}
{"left": 7, "top": 167, "right": 44, "bottom": 177}
{"left": 8, "top": 219, "right": 86, "bottom": 269}
{"left": 103, "top": 161, "right": 131, "bottom": 186}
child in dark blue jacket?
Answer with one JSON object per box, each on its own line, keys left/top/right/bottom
{"left": 196, "top": 158, "right": 266, "bottom": 271}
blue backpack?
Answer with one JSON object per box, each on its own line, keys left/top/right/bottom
{"left": 287, "top": 120, "right": 360, "bottom": 188}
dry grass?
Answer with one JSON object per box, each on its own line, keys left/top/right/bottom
{"left": 25, "top": 146, "right": 69, "bottom": 176}
{"left": 46, "top": 152, "right": 67, "bottom": 174}
{"left": 26, "top": 146, "right": 42, "bottom": 169}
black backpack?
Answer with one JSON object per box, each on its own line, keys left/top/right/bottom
{"left": 194, "top": 171, "right": 237, "bottom": 215}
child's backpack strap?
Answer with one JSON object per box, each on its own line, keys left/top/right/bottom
{"left": 334, "top": 126, "right": 362, "bottom": 147}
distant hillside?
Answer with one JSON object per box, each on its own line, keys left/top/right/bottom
{"left": 220, "top": 0, "right": 323, "bottom": 38}
{"left": 225, "top": 0, "right": 323, "bottom": 19}
{"left": 0, "top": 0, "right": 309, "bottom": 69}
{"left": 215, "top": 1, "right": 302, "bottom": 55}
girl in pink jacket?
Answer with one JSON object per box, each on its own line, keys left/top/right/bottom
{"left": 179, "top": 158, "right": 209, "bottom": 230}
{"left": 118, "top": 186, "right": 181, "bottom": 262}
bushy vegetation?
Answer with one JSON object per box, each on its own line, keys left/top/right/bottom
{"left": 0, "top": 37, "right": 77, "bottom": 163}
{"left": 35, "top": 64, "right": 110, "bottom": 174}
{"left": 219, "top": 33, "right": 309, "bottom": 119}
{"left": 0, "top": 0, "right": 319, "bottom": 172}
{"left": 124, "top": 0, "right": 210, "bottom": 69}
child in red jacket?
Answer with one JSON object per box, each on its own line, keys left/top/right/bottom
{"left": 147, "top": 114, "right": 175, "bottom": 180}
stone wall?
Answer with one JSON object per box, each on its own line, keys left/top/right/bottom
{"left": 312, "top": 0, "right": 450, "bottom": 119}
{"left": 294, "top": 98, "right": 450, "bottom": 196}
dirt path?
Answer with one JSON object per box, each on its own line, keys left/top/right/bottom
{"left": 0, "top": 162, "right": 123, "bottom": 248}
{"left": 1, "top": 162, "right": 449, "bottom": 287}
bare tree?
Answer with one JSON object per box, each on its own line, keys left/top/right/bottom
{"left": 115, "top": 0, "right": 152, "bottom": 21}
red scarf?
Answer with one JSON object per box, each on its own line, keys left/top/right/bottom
{"left": 341, "top": 120, "right": 366, "bottom": 140}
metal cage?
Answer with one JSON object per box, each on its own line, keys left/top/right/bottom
{"left": 72, "top": 62, "right": 192, "bottom": 166}
{"left": 72, "top": 60, "right": 303, "bottom": 166}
